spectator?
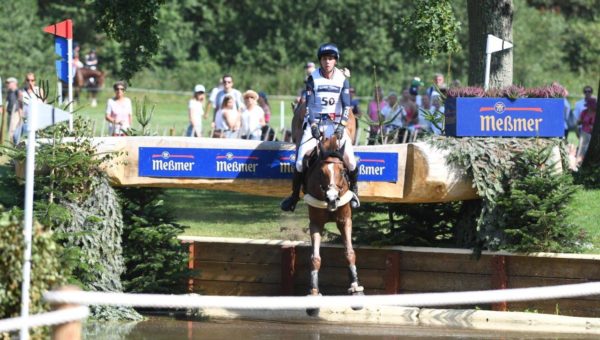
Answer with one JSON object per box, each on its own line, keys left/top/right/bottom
{"left": 399, "top": 88, "right": 418, "bottom": 128}
{"left": 206, "top": 78, "right": 223, "bottom": 121}
{"left": 3, "top": 77, "right": 19, "bottom": 142}
{"left": 241, "top": 90, "right": 266, "bottom": 140}
{"left": 297, "top": 61, "right": 316, "bottom": 104}
{"left": 186, "top": 84, "right": 206, "bottom": 137}
{"left": 409, "top": 77, "right": 424, "bottom": 106}
{"left": 84, "top": 48, "right": 98, "bottom": 70}
{"left": 381, "top": 92, "right": 405, "bottom": 135}
{"left": 416, "top": 94, "right": 433, "bottom": 133}
{"left": 219, "top": 95, "right": 240, "bottom": 138}
{"left": 426, "top": 73, "right": 446, "bottom": 98}
{"left": 258, "top": 91, "right": 272, "bottom": 124}
{"left": 213, "top": 74, "right": 243, "bottom": 124}
{"left": 576, "top": 97, "right": 597, "bottom": 165}
{"left": 572, "top": 85, "right": 595, "bottom": 137}
{"left": 12, "top": 73, "right": 45, "bottom": 144}
{"left": 430, "top": 95, "right": 445, "bottom": 135}
{"left": 105, "top": 81, "right": 132, "bottom": 136}
{"left": 367, "top": 86, "right": 387, "bottom": 145}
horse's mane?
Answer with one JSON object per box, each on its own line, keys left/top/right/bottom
{"left": 319, "top": 136, "right": 345, "bottom": 163}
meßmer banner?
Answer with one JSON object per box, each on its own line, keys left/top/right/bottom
{"left": 445, "top": 97, "right": 564, "bottom": 137}
{"left": 138, "top": 147, "right": 398, "bottom": 182}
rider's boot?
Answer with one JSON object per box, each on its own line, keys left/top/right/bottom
{"left": 348, "top": 168, "right": 360, "bottom": 208}
{"left": 280, "top": 169, "right": 303, "bottom": 212}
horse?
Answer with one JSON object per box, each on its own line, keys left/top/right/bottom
{"left": 63, "top": 67, "right": 105, "bottom": 107}
{"left": 291, "top": 101, "right": 364, "bottom": 317}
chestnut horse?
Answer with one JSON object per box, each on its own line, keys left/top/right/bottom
{"left": 291, "top": 102, "right": 364, "bottom": 316}
{"left": 63, "top": 67, "right": 105, "bottom": 107}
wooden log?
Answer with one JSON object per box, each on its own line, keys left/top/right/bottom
{"left": 81, "top": 137, "right": 479, "bottom": 203}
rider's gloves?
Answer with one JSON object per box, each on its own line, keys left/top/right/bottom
{"left": 334, "top": 125, "right": 344, "bottom": 140}
{"left": 311, "top": 124, "right": 320, "bottom": 139}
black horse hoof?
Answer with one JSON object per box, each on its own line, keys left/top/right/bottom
{"left": 280, "top": 197, "right": 297, "bottom": 212}
{"left": 306, "top": 308, "right": 320, "bottom": 317}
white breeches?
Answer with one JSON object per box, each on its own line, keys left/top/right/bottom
{"left": 296, "top": 120, "right": 356, "bottom": 173}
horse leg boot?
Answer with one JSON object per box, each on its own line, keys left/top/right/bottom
{"left": 348, "top": 168, "right": 360, "bottom": 208}
{"left": 280, "top": 169, "right": 303, "bottom": 212}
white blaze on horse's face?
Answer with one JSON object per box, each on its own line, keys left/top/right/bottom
{"left": 325, "top": 163, "right": 339, "bottom": 210}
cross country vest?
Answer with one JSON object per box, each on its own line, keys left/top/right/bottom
{"left": 307, "top": 68, "right": 346, "bottom": 120}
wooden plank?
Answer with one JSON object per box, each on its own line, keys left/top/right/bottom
{"left": 192, "top": 280, "right": 280, "bottom": 296}
{"left": 294, "top": 267, "right": 386, "bottom": 290}
{"left": 507, "top": 256, "right": 600, "bottom": 279}
{"left": 400, "top": 271, "right": 491, "bottom": 292}
{"left": 400, "top": 251, "right": 492, "bottom": 274}
{"left": 194, "top": 261, "right": 281, "bottom": 284}
{"left": 294, "top": 246, "right": 388, "bottom": 270}
{"left": 194, "top": 243, "right": 282, "bottom": 265}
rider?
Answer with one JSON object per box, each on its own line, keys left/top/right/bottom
{"left": 280, "top": 43, "right": 360, "bottom": 212}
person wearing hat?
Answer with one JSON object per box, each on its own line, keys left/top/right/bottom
{"left": 186, "top": 84, "right": 206, "bottom": 137}
{"left": 281, "top": 43, "right": 360, "bottom": 212}
{"left": 241, "top": 90, "right": 266, "bottom": 140}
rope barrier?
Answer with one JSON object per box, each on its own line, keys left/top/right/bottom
{"left": 44, "top": 282, "right": 600, "bottom": 310}
{"left": 0, "top": 306, "right": 89, "bottom": 333}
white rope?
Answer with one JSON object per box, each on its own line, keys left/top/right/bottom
{"left": 0, "top": 306, "right": 89, "bottom": 333}
{"left": 44, "top": 282, "right": 600, "bottom": 310}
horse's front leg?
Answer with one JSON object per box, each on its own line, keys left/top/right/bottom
{"left": 336, "top": 208, "right": 364, "bottom": 297}
{"left": 309, "top": 221, "right": 323, "bottom": 296}
{"left": 306, "top": 220, "right": 323, "bottom": 317}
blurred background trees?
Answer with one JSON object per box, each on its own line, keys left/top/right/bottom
{"left": 1, "top": 0, "right": 597, "bottom": 94}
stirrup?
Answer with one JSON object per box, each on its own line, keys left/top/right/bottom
{"left": 280, "top": 196, "right": 298, "bottom": 212}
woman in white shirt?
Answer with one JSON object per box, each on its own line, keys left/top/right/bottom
{"left": 105, "top": 81, "right": 132, "bottom": 136}
{"left": 186, "top": 84, "right": 206, "bottom": 137}
{"left": 241, "top": 90, "right": 265, "bottom": 140}
{"left": 220, "top": 95, "right": 240, "bottom": 138}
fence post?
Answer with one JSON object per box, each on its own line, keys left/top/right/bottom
{"left": 281, "top": 245, "right": 296, "bottom": 295}
{"left": 51, "top": 286, "right": 82, "bottom": 340}
{"left": 491, "top": 255, "right": 508, "bottom": 311}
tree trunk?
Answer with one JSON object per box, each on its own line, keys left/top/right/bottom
{"left": 467, "top": 0, "right": 514, "bottom": 88}
{"left": 580, "top": 79, "right": 600, "bottom": 170}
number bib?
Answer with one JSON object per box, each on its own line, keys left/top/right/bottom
{"left": 307, "top": 68, "right": 346, "bottom": 118}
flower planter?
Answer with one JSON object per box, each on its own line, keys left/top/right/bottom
{"left": 444, "top": 97, "right": 564, "bottom": 137}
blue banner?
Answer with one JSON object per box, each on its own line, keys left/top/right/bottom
{"left": 138, "top": 147, "right": 398, "bottom": 182}
{"left": 445, "top": 97, "right": 564, "bottom": 137}
{"left": 54, "top": 37, "right": 69, "bottom": 82}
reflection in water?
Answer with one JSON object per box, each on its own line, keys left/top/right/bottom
{"left": 84, "top": 316, "right": 596, "bottom": 340}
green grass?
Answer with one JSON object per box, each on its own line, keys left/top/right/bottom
{"left": 566, "top": 188, "right": 600, "bottom": 253}
{"left": 168, "top": 186, "right": 600, "bottom": 252}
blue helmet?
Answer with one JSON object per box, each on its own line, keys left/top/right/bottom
{"left": 317, "top": 43, "right": 340, "bottom": 60}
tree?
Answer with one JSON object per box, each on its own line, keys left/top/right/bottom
{"left": 467, "top": 0, "right": 514, "bottom": 87}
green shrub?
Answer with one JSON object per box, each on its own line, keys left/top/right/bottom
{"left": 495, "top": 149, "right": 584, "bottom": 252}
{"left": 0, "top": 206, "right": 67, "bottom": 338}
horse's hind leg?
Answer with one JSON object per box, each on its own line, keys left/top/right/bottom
{"left": 306, "top": 221, "right": 322, "bottom": 317}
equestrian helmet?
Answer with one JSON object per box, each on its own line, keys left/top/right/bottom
{"left": 317, "top": 43, "right": 340, "bottom": 60}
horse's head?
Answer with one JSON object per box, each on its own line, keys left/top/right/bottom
{"left": 316, "top": 136, "right": 348, "bottom": 211}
